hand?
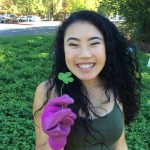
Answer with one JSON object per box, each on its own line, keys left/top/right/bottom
{"left": 41, "top": 94, "right": 77, "bottom": 150}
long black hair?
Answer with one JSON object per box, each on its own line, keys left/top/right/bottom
{"left": 35, "top": 10, "right": 141, "bottom": 148}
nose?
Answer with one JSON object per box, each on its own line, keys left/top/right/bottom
{"left": 78, "top": 47, "right": 92, "bottom": 58}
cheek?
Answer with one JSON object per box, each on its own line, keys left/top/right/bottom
{"left": 96, "top": 46, "right": 106, "bottom": 60}
{"left": 64, "top": 50, "right": 76, "bottom": 66}
{"left": 101, "top": 50, "right": 106, "bottom": 61}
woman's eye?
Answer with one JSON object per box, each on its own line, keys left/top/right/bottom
{"left": 68, "top": 43, "right": 79, "bottom": 47}
{"left": 90, "top": 42, "right": 100, "bottom": 46}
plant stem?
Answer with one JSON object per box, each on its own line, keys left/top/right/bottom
{"left": 61, "top": 83, "right": 64, "bottom": 108}
{"left": 60, "top": 83, "right": 64, "bottom": 96}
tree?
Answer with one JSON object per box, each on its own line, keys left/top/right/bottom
{"left": 65, "top": 0, "right": 99, "bottom": 13}
{"left": 0, "top": 0, "right": 17, "bottom": 14}
{"left": 60, "top": 0, "right": 99, "bottom": 18}
{"left": 98, "top": 0, "right": 150, "bottom": 48}
{"left": 120, "top": 0, "right": 150, "bottom": 44}
{"left": 17, "top": 0, "right": 44, "bottom": 15}
{"left": 98, "top": 0, "right": 120, "bottom": 17}
{"left": 42, "top": 0, "right": 63, "bottom": 20}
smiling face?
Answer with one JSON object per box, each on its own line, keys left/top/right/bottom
{"left": 64, "top": 21, "right": 106, "bottom": 86}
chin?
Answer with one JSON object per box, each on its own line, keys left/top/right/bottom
{"left": 76, "top": 75, "right": 98, "bottom": 81}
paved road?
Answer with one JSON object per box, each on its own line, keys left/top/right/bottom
{"left": 0, "top": 21, "right": 60, "bottom": 36}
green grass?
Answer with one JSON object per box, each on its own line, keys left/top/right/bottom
{"left": 125, "top": 50, "right": 150, "bottom": 150}
{"left": 0, "top": 35, "right": 149, "bottom": 150}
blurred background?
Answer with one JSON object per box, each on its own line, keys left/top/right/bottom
{"left": 0, "top": 0, "right": 149, "bottom": 51}
{"left": 0, "top": 0, "right": 149, "bottom": 150}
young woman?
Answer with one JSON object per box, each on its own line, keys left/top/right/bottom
{"left": 33, "top": 10, "right": 141, "bottom": 150}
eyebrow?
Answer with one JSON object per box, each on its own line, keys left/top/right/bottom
{"left": 67, "top": 37, "right": 79, "bottom": 42}
{"left": 88, "top": 37, "right": 102, "bottom": 41}
{"left": 67, "top": 36, "right": 102, "bottom": 42}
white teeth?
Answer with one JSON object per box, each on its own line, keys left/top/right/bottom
{"left": 78, "top": 64, "right": 94, "bottom": 69}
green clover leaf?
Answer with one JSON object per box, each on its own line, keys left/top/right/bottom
{"left": 58, "top": 72, "right": 74, "bottom": 84}
{"left": 58, "top": 72, "right": 74, "bottom": 97}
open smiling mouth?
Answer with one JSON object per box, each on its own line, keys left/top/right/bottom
{"left": 77, "top": 63, "right": 95, "bottom": 70}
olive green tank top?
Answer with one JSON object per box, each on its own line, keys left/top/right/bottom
{"left": 64, "top": 101, "right": 123, "bottom": 150}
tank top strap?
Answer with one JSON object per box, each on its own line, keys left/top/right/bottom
{"left": 114, "top": 98, "right": 124, "bottom": 117}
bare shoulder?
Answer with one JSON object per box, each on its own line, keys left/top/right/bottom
{"left": 33, "top": 80, "right": 52, "bottom": 115}
{"left": 116, "top": 98, "right": 123, "bottom": 112}
{"left": 35, "top": 80, "right": 49, "bottom": 95}
{"left": 33, "top": 80, "right": 54, "bottom": 149}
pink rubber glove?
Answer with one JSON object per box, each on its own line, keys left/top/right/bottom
{"left": 41, "top": 94, "right": 77, "bottom": 150}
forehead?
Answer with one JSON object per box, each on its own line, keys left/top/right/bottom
{"left": 64, "top": 21, "right": 103, "bottom": 40}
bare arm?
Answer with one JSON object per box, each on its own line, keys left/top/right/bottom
{"left": 115, "top": 100, "right": 128, "bottom": 150}
{"left": 114, "top": 127, "right": 128, "bottom": 150}
{"left": 33, "top": 81, "right": 52, "bottom": 150}
{"left": 33, "top": 81, "right": 64, "bottom": 150}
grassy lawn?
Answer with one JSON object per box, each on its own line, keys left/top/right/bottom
{"left": 0, "top": 35, "right": 149, "bottom": 150}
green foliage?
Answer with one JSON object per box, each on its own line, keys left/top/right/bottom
{"left": 126, "top": 50, "right": 150, "bottom": 150}
{"left": 1, "top": 0, "right": 99, "bottom": 19}
{"left": 43, "top": 0, "right": 64, "bottom": 19}
{"left": 0, "top": 35, "right": 53, "bottom": 149}
{"left": 1, "top": 0, "right": 64, "bottom": 16}
{"left": 1, "top": 0, "right": 46, "bottom": 15}
{"left": 98, "top": 0, "right": 120, "bottom": 16}
{"left": 0, "top": 35, "right": 149, "bottom": 149}
{"left": 98, "top": 0, "right": 150, "bottom": 44}
{"left": 120, "top": 0, "right": 150, "bottom": 43}
{"left": 62, "top": 0, "right": 99, "bottom": 14}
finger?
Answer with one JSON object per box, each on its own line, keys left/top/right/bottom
{"left": 47, "top": 123, "right": 70, "bottom": 136}
{"left": 61, "top": 112, "right": 77, "bottom": 126}
{"left": 67, "top": 112, "right": 77, "bottom": 120}
{"left": 43, "top": 108, "right": 72, "bottom": 130}
{"left": 43, "top": 105, "right": 61, "bottom": 114}
{"left": 43, "top": 111, "right": 77, "bottom": 126}
{"left": 61, "top": 117, "right": 75, "bottom": 126}
{"left": 47, "top": 95, "right": 74, "bottom": 106}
